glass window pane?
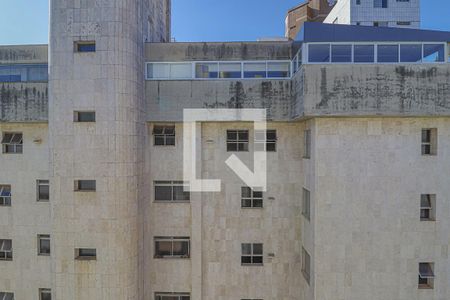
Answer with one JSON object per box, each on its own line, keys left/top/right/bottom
{"left": 39, "top": 185, "right": 50, "bottom": 200}
{"left": 241, "top": 256, "right": 252, "bottom": 264}
{"left": 241, "top": 187, "right": 252, "bottom": 198}
{"left": 253, "top": 244, "right": 263, "bottom": 255}
{"left": 40, "top": 239, "right": 51, "bottom": 254}
{"left": 195, "top": 63, "right": 218, "bottom": 78}
{"left": 227, "top": 143, "right": 237, "bottom": 151}
{"left": 155, "top": 185, "right": 172, "bottom": 201}
{"left": 242, "top": 198, "right": 252, "bottom": 208}
{"left": 172, "top": 241, "right": 189, "bottom": 256}
{"left": 243, "top": 63, "right": 266, "bottom": 78}
{"left": 423, "top": 44, "right": 445, "bottom": 62}
{"left": 155, "top": 241, "right": 172, "bottom": 256}
{"left": 267, "top": 62, "right": 290, "bottom": 78}
{"left": 11, "top": 134, "right": 22, "bottom": 144}
{"left": 173, "top": 185, "right": 190, "bottom": 201}
{"left": 147, "top": 63, "right": 170, "bottom": 79}
{"left": 354, "top": 45, "right": 375, "bottom": 63}
{"left": 238, "top": 143, "right": 248, "bottom": 151}
{"left": 219, "top": 63, "right": 241, "bottom": 78}
{"left": 308, "top": 44, "right": 330, "bottom": 63}
{"left": 238, "top": 131, "right": 248, "bottom": 141}
{"left": 253, "top": 199, "right": 263, "bottom": 208}
{"left": 227, "top": 130, "right": 237, "bottom": 140}
{"left": 78, "top": 180, "right": 95, "bottom": 191}
{"left": 331, "top": 45, "right": 352, "bottom": 62}
{"left": 252, "top": 256, "right": 263, "bottom": 264}
{"left": 242, "top": 243, "right": 251, "bottom": 255}
{"left": 170, "top": 63, "right": 192, "bottom": 79}
{"left": 400, "top": 44, "right": 422, "bottom": 62}
{"left": 377, "top": 45, "right": 399, "bottom": 63}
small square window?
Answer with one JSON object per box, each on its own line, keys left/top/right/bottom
{"left": 302, "top": 247, "right": 311, "bottom": 284}
{"left": 74, "top": 180, "right": 96, "bottom": 191}
{"left": 418, "top": 262, "right": 434, "bottom": 289}
{"left": 241, "top": 243, "right": 263, "bottom": 266}
{"left": 0, "top": 239, "right": 12, "bottom": 261}
{"left": 154, "top": 237, "right": 190, "bottom": 258}
{"left": 153, "top": 125, "right": 175, "bottom": 146}
{"left": 75, "top": 248, "right": 97, "bottom": 260}
{"left": 0, "top": 292, "right": 14, "bottom": 300}
{"left": 227, "top": 130, "right": 249, "bottom": 152}
{"left": 1, "top": 132, "right": 23, "bottom": 154}
{"left": 38, "top": 234, "right": 50, "bottom": 256}
{"left": 241, "top": 187, "right": 263, "bottom": 208}
{"left": 420, "top": 194, "right": 436, "bottom": 221}
{"left": 37, "top": 180, "right": 49, "bottom": 202}
{"left": 0, "top": 185, "right": 12, "bottom": 206}
{"left": 75, "top": 41, "right": 96, "bottom": 52}
{"left": 74, "top": 111, "right": 96, "bottom": 122}
{"left": 302, "top": 188, "right": 311, "bottom": 220}
{"left": 254, "top": 129, "right": 277, "bottom": 152}
{"left": 39, "top": 288, "right": 51, "bottom": 300}
{"left": 421, "top": 128, "right": 437, "bottom": 155}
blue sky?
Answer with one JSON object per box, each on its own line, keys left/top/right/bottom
{"left": 0, "top": 0, "right": 449, "bottom": 44}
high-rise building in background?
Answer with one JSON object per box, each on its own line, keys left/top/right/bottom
{"left": 285, "top": 0, "right": 336, "bottom": 39}
{"left": 0, "top": 1, "right": 450, "bottom": 300}
{"left": 323, "top": 0, "right": 420, "bottom": 28}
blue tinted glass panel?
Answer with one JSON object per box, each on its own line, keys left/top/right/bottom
{"left": 354, "top": 45, "right": 375, "bottom": 63}
{"left": 331, "top": 45, "right": 352, "bottom": 62}
{"left": 377, "top": 45, "right": 399, "bottom": 63}
{"left": 77, "top": 43, "right": 96, "bottom": 52}
{"left": 243, "top": 63, "right": 266, "bottom": 78}
{"left": 308, "top": 44, "right": 330, "bottom": 63}
{"left": 400, "top": 44, "right": 422, "bottom": 62}
{"left": 423, "top": 44, "right": 445, "bottom": 62}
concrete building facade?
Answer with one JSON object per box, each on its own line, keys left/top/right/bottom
{"left": 1, "top": 3, "right": 450, "bottom": 300}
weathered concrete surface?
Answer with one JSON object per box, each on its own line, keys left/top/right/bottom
{"left": 146, "top": 80, "right": 293, "bottom": 121}
{"left": 302, "top": 64, "right": 450, "bottom": 117}
{"left": 0, "top": 83, "right": 48, "bottom": 122}
{"left": 145, "top": 42, "right": 294, "bottom": 61}
{"left": 0, "top": 45, "right": 48, "bottom": 64}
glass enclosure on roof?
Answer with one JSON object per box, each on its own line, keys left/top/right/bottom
{"left": 305, "top": 42, "right": 447, "bottom": 64}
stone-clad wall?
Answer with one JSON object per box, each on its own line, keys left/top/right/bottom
{"left": 0, "top": 83, "right": 48, "bottom": 122}
{"left": 313, "top": 117, "right": 450, "bottom": 300}
{"left": 49, "top": 0, "right": 170, "bottom": 299}
{"left": 146, "top": 80, "right": 294, "bottom": 122}
{"left": 302, "top": 64, "right": 450, "bottom": 117}
{"left": 0, "top": 124, "right": 50, "bottom": 298}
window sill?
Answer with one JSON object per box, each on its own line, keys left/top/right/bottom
{"left": 38, "top": 253, "right": 51, "bottom": 257}
{"left": 418, "top": 285, "right": 434, "bottom": 290}
{"left": 74, "top": 190, "right": 96, "bottom": 192}
{"left": 37, "top": 200, "right": 50, "bottom": 203}
{"left": 154, "top": 256, "right": 190, "bottom": 259}
{"left": 241, "top": 263, "right": 264, "bottom": 266}
{"left": 75, "top": 257, "right": 97, "bottom": 261}
{"left": 154, "top": 201, "right": 190, "bottom": 204}
{"left": 420, "top": 219, "right": 435, "bottom": 222}
{"left": 241, "top": 207, "right": 264, "bottom": 209}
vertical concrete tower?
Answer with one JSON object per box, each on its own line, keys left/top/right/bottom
{"left": 49, "top": 0, "right": 170, "bottom": 299}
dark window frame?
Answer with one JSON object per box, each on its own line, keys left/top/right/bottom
{"left": 227, "top": 130, "right": 249, "bottom": 152}
{"left": 154, "top": 237, "right": 190, "bottom": 259}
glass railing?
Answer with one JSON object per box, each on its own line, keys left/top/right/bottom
{"left": 146, "top": 61, "right": 292, "bottom": 80}
{"left": 305, "top": 42, "right": 447, "bottom": 64}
